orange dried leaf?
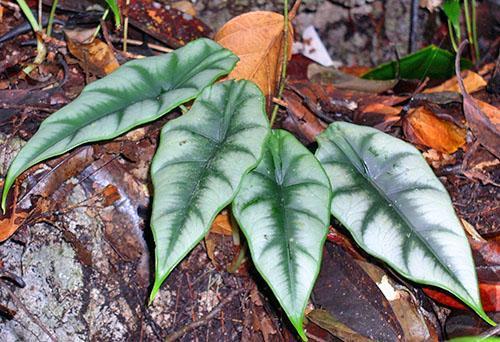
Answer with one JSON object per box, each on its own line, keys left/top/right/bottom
{"left": 424, "top": 71, "right": 486, "bottom": 94}
{"left": 0, "top": 185, "right": 28, "bottom": 242}
{"left": 210, "top": 211, "right": 233, "bottom": 236}
{"left": 214, "top": 11, "right": 293, "bottom": 98}
{"left": 66, "top": 29, "right": 119, "bottom": 77}
{"left": 474, "top": 99, "right": 500, "bottom": 125}
{"left": 361, "top": 103, "right": 401, "bottom": 116}
{"left": 102, "top": 184, "right": 121, "bottom": 207}
{"left": 454, "top": 44, "right": 500, "bottom": 159}
{"left": 403, "top": 106, "right": 466, "bottom": 153}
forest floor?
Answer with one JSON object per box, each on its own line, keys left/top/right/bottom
{"left": 0, "top": 0, "right": 498, "bottom": 341}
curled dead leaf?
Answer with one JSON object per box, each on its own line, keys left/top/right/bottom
{"left": 0, "top": 183, "right": 28, "bottom": 242}
{"left": 425, "top": 71, "right": 486, "bottom": 94}
{"left": 214, "top": 11, "right": 293, "bottom": 102}
{"left": 455, "top": 42, "right": 500, "bottom": 159}
{"left": 403, "top": 106, "right": 466, "bottom": 153}
{"left": 356, "top": 103, "right": 401, "bottom": 131}
{"left": 308, "top": 64, "right": 398, "bottom": 93}
{"left": 65, "top": 29, "right": 119, "bottom": 77}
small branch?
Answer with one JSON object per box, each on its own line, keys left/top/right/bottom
{"left": 123, "top": 0, "right": 130, "bottom": 52}
{"left": 480, "top": 324, "right": 500, "bottom": 339}
{"left": 165, "top": 289, "right": 243, "bottom": 341}
{"left": 409, "top": 0, "right": 419, "bottom": 53}
{"left": 306, "top": 331, "right": 329, "bottom": 342}
{"left": 269, "top": 0, "right": 293, "bottom": 127}
{"left": 37, "top": 0, "right": 42, "bottom": 28}
{"left": 110, "top": 37, "right": 173, "bottom": 53}
{"left": 6, "top": 288, "right": 57, "bottom": 342}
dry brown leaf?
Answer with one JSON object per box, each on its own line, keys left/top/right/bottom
{"left": 214, "top": 11, "right": 293, "bottom": 100}
{"left": 422, "top": 149, "right": 456, "bottom": 169}
{"left": 0, "top": 184, "right": 28, "bottom": 242}
{"left": 66, "top": 29, "right": 119, "bottom": 77}
{"left": 171, "top": 1, "right": 197, "bottom": 16}
{"left": 357, "top": 103, "right": 401, "bottom": 131}
{"left": 361, "top": 103, "right": 401, "bottom": 116}
{"left": 424, "top": 70, "right": 486, "bottom": 94}
{"left": 403, "top": 106, "right": 466, "bottom": 153}
{"left": 455, "top": 42, "right": 500, "bottom": 159}
{"left": 474, "top": 99, "right": 500, "bottom": 125}
{"left": 210, "top": 211, "right": 233, "bottom": 236}
{"left": 204, "top": 236, "right": 217, "bottom": 265}
{"left": 102, "top": 184, "right": 121, "bottom": 207}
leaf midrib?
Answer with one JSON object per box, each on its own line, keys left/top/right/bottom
{"left": 24, "top": 49, "right": 231, "bottom": 168}
{"left": 271, "top": 138, "right": 297, "bottom": 307}
{"left": 159, "top": 81, "right": 242, "bottom": 261}
{"left": 331, "top": 135, "right": 470, "bottom": 299}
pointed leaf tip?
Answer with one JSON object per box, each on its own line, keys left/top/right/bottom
{"left": 315, "top": 121, "right": 490, "bottom": 324}
{"left": 233, "top": 129, "right": 331, "bottom": 340}
{"left": 1, "top": 38, "right": 238, "bottom": 209}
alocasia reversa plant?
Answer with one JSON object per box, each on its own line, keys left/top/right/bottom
{"left": 1, "top": 38, "right": 494, "bottom": 340}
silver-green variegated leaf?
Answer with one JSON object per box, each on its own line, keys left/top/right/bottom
{"left": 150, "top": 80, "right": 270, "bottom": 300}
{"left": 315, "top": 121, "right": 494, "bottom": 325}
{"left": 233, "top": 129, "right": 332, "bottom": 340}
{"left": 2, "top": 38, "right": 238, "bottom": 212}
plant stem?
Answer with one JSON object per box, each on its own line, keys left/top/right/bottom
{"left": 92, "top": 8, "right": 110, "bottom": 41}
{"left": 47, "top": 0, "right": 58, "bottom": 37}
{"left": 16, "top": 0, "right": 46, "bottom": 74}
{"left": 229, "top": 211, "right": 240, "bottom": 246}
{"left": 16, "top": 0, "right": 40, "bottom": 31}
{"left": 463, "top": 0, "right": 475, "bottom": 62}
{"left": 227, "top": 244, "right": 247, "bottom": 273}
{"left": 471, "top": 0, "right": 480, "bottom": 62}
{"left": 447, "top": 20, "right": 458, "bottom": 52}
{"left": 123, "top": 0, "right": 130, "bottom": 52}
{"left": 269, "top": 0, "right": 290, "bottom": 127}
{"left": 179, "top": 104, "right": 188, "bottom": 114}
{"left": 37, "top": 0, "right": 42, "bottom": 28}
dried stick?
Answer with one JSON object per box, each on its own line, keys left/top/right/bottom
{"left": 6, "top": 288, "right": 57, "bottom": 341}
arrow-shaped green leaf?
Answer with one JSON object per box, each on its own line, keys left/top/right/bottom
{"left": 233, "top": 129, "right": 332, "bottom": 340}
{"left": 2, "top": 38, "right": 238, "bottom": 212}
{"left": 150, "top": 80, "right": 270, "bottom": 300}
{"left": 315, "top": 122, "right": 494, "bottom": 325}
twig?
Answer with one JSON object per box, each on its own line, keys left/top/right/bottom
{"left": 0, "top": 103, "right": 57, "bottom": 113}
{"left": 306, "top": 332, "right": 328, "bottom": 342}
{"left": 5, "top": 288, "right": 58, "bottom": 342}
{"left": 480, "top": 324, "right": 500, "bottom": 339}
{"left": 110, "top": 37, "right": 173, "bottom": 53}
{"left": 37, "top": 0, "right": 42, "bottom": 28}
{"left": 123, "top": 0, "right": 130, "bottom": 52}
{"left": 165, "top": 289, "right": 242, "bottom": 341}
{"left": 269, "top": 0, "right": 296, "bottom": 127}
{"left": 409, "top": 0, "right": 419, "bottom": 53}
